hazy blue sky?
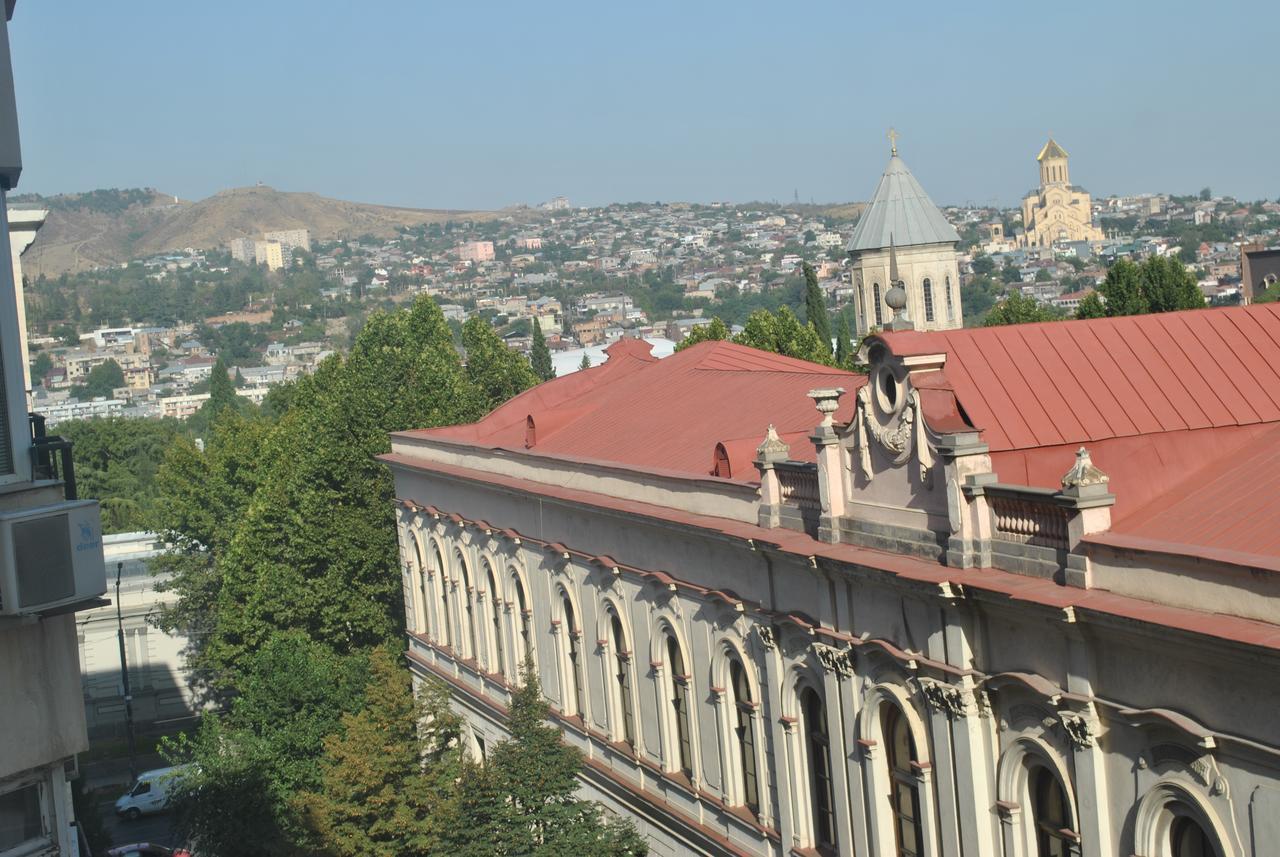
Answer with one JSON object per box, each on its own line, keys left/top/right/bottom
{"left": 9, "top": 1, "right": 1278, "bottom": 210}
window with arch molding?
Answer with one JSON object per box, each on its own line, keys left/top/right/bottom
{"left": 607, "top": 608, "right": 635, "bottom": 749}
{"left": 412, "top": 535, "right": 430, "bottom": 638}
{"left": 665, "top": 632, "right": 694, "bottom": 778}
{"left": 512, "top": 572, "right": 534, "bottom": 666}
{"left": 484, "top": 560, "right": 504, "bottom": 679}
{"left": 801, "top": 687, "right": 836, "bottom": 853}
{"left": 922, "top": 278, "right": 935, "bottom": 323}
{"left": 560, "top": 591, "right": 585, "bottom": 718}
{"left": 434, "top": 545, "right": 453, "bottom": 648}
{"left": 1170, "top": 815, "right": 1214, "bottom": 857}
{"left": 728, "top": 657, "right": 760, "bottom": 815}
{"left": 455, "top": 549, "right": 478, "bottom": 662}
{"left": 873, "top": 283, "right": 884, "bottom": 327}
{"left": 1031, "top": 766, "right": 1073, "bottom": 857}
{"left": 883, "top": 702, "right": 924, "bottom": 857}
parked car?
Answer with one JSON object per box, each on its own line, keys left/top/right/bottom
{"left": 113, "top": 765, "right": 194, "bottom": 820}
{"left": 106, "top": 845, "right": 191, "bottom": 857}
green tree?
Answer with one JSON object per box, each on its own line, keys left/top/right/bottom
{"left": 673, "top": 317, "right": 729, "bottom": 352}
{"left": 1082, "top": 256, "right": 1205, "bottom": 319}
{"left": 984, "top": 291, "right": 1063, "bottom": 326}
{"left": 734, "top": 307, "right": 832, "bottom": 365}
{"left": 441, "top": 667, "right": 647, "bottom": 857}
{"left": 73, "top": 358, "right": 124, "bottom": 400}
{"left": 803, "top": 262, "right": 832, "bottom": 356}
{"left": 30, "top": 350, "right": 53, "bottom": 383}
{"left": 834, "top": 312, "right": 856, "bottom": 370}
{"left": 1140, "top": 254, "right": 1205, "bottom": 313}
{"left": 530, "top": 317, "right": 555, "bottom": 382}
{"left": 295, "top": 649, "right": 464, "bottom": 857}
{"left": 462, "top": 316, "right": 537, "bottom": 412}
{"left": 58, "top": 417, "right": 185, "bottom": 533}
{"left": 206, "top": 298, "right": 480, "bottom": 683}
{"left": 1095, "top": 258, "right": 1148, "bottom": 316}
{"left": 157, "top": 296, "right": 483, "bottom": 691}
{"left": 578, "top": 353, "right": 592, "bottom": 371}
{"left": 1074, "top": 291, "right": 1107, "bottom": 319}
{"left": 163, "top": 632, "right": 370, "bottom": 857}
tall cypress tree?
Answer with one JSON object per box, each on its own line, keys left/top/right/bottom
{"left": 803, "top": 263, "right": 832, "bottom": 356}
{"left": 834, "top": 313, "right": 855, "bottom": 369}
{"left": 530, "top": 317, "right": 555, "bottom": 382}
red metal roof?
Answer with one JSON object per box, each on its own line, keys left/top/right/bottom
{"left": 1087, "top": 422, "right": 1280, "bottom": 573}
{"left": 877, "top": 304, "right": 1280, "bottom": 521}
{"left": 402, "top": 338, "right": 862, "bottom": 483}
{"left": 879, "top": 305, "right": 1280, "bottom": 451}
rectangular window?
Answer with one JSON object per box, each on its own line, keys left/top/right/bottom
{"left": 0, "top": 782, "right": 46, "bottom": 852}
{"left": 923, "top": 279, "right": 935, "bottom": 323}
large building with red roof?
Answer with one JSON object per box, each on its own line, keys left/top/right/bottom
{"left": 383, "top": 305, "right": 1280, "bottom": 857}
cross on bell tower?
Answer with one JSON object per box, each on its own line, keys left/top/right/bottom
{"left": 888, "top": 127, "right": 899, "bottom": 157}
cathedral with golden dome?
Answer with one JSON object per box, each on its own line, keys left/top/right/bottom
{"left": 1018, "top": 137, "right": 1104, "bottom": 248}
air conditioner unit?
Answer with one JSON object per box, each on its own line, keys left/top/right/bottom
{"left": 0, "top": 500, "right": 105, "bottom": 615}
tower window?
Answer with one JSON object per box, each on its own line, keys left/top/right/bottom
{"left": 923, "top": 278, "right": 934, "bottom": 323}
{"left": 873, "top": 283, "right": 883, "bottom": 327}
{"left": 945, "top": 276, "right": 954, "bottom": 322}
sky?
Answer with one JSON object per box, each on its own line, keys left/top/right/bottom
{"left": 8, "top": 0, "right": 1279, "bottom": 211}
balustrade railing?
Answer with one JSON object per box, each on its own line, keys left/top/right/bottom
{"left": 775, "top": 461, "right": 820, "bottom": 512}
{"left": 985, "top": 486, "right": 1069, "bottom": 550}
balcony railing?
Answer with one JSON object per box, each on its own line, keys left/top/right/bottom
{"left": 29, "top": 413, "right": 77, "bottom": 500}
{"left": 775, "top": 461, "right": 820, "bottom": 511}
{"left": 984, "top": 485, "right": 1069, "bottom": 550}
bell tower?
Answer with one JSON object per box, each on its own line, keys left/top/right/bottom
{"left": 1038, "top": 137, "right": 1070, "bottom": 188}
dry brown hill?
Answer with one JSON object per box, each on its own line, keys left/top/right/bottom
{"left": 12, "top": 186, "right": 497, "bottom": 277}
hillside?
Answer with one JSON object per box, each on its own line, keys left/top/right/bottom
{"left": 9, "top": 186, "right": 497, "bottom": 277}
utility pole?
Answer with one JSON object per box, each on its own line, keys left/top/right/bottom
{"left": 115, "top": 561, "right": 138, "bottom": 782}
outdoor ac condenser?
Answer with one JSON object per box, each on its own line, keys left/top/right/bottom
{"left": 0, "top": 500, "right": 106, "bottom": 614}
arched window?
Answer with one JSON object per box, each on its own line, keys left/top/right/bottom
{"left": 802, "top": 687, "right": 837, "bottom": 852}
{"left": 1170, "top": 816, "right": 1214, "bottom": 857}
{"left": 608, "top": 609, "right": 635, "bottom": 749}
{"left": 923, "top": 278, "right": 935, "bottom": 322}
{"left": 412, "top": 534, "right": 430, "bottom": 637}
{"left": 1032, "top": 766, "right": 1072, "bottom": 857}
{"left": 513, "top": 572, "right": 534, "bottom": 666}
{"left": 434, "top": 546, "right": 453, "bottom": 648}
{"left": 857, "top": 283, "right": 867, "bottom": 333}
{"left": 872, "top": 283, "right": 884, "bottom": 327}
{"left": 945, "top": 276, "right": 954, "bottom": 322}
{"left": 455, "top": 549, "right": 478, "bottom": 662}
{"left": 666, "top": 633, "right": 693, "bottom": 778}
{"left": 561, "top": 592, "right": 585, "bottom": 717}
{"left": 484, "top": 561, "right": 504, "bottom": 679}
{"left": 729, "top": 657, "right": 760, "bottom": 815}
{"left": 883, "top": 703, "right": 923, "bottom": 857}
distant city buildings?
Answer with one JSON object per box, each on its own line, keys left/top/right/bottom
{"left": 457, "top": 240, "right": 495, "bottom": 262}
{"left": 227, "top": 227, "right": 310, "bottom": 269}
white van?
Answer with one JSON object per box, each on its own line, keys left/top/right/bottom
{"left": 114, "top": 765, "right": 192, "bottom": 820}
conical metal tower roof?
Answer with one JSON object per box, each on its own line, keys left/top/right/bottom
{"left": 846, "top": 154, "right": 960, "bottom": 253}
